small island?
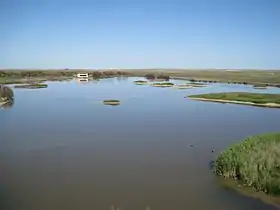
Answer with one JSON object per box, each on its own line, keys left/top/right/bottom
{"left": 151, "top": 82, "right": 174, "bottom": 87}
{"left": 173, "top": 84, "right": 194, "bottom": 89}
{"left": 134, "top": 80, "right": 148, "bottom": 85}
{"left": 103, "top": 100, "right": 121, "bottom": 106}
{"left": 14, "top": 83, "right": 48, "bottom": 89}
{"left": 213, "top": 132, "right": 280, "bottom": 204}
{"left": 187, "top": 92, "right": 280, "bottom": 108}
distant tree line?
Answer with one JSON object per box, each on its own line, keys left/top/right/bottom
{"left": 145, "top": 74, "right": 170, "bottom": 81}
{"left": 0, "top": 70, "right": 131, "bottom": 79}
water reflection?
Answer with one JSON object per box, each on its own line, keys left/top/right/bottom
{"left": 75, "top": 78, "right": 89, "bottom": 83}
{"left": 0, "top": 99, "right": 14, "bottom": 109}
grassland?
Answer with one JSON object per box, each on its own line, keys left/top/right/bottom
{"left": 1, "top": 69, "right": 280, "bottom": 86}
{"left": 188, "top": 92, "right": 280, "bottom": 108}
{"left": 213, "top": 133, "right": 280, "bottom": 196}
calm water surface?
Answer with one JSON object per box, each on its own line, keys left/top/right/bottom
{"left": 1, "top": 77, "right": 280, "bottom": 210}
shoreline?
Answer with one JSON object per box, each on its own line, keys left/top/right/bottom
{"left": 213, "top": 132, "right": 280, "bottom": 208}
{"left": 1, "top": 69, "right": 280, "bottom": 87}
{"left": 219, "top": 178, "right": 280, "bottom": 209}
{"left": 188, "top": 97, "right": 280, "bottom": 108}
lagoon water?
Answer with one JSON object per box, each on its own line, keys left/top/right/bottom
{"left": 1, "top": 77, "right": 280, "bottom": 210}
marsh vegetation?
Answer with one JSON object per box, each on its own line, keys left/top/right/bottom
{"left": 134, "top": 80, "right": 148, "bottom": 85}
{"left": 213, "top": 133, "right": 280, "bottom": 196}
{"left": 188, "top": 92, "right": 280, "bottom": 108}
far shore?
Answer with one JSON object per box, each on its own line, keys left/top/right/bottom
{"left": 1, "top": 69, "right": 280, "bottom": 87}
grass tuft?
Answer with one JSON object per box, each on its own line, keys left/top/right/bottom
{"left": 213, "top": 133, "right": 280, "bottom": 195}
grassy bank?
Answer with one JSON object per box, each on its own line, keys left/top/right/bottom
{"left": 188, "top": 92, "right": 280, "bottom": 107}
{"left": 213, "top": 133, "right": 280, "bottom": 196}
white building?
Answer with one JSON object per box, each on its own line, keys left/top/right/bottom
{"left": 76, "top": 73, "right": 89, "bottom": 78}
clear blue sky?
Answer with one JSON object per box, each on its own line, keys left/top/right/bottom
{"left": 1, "top": 0, "right": 280, "bottom": 69}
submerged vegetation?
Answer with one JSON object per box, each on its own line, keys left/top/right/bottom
{"left": 14, "top": 83, "right": 48, "bottom": 89}
{"left": 213, "top": 133, "right": 280, "bottom": 196}
{"left": 103, "top": 100, "right": 121, "bottom": 106}
{"left": 188, "top": 92, "right": 280, "bottom": 108}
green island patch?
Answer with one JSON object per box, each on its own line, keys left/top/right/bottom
{"left": 213, "top": 132, "right": 280, "bottom": 198}
{"left": 102, "top": 100, "right": 121, "bottom": 106}
{"left": 14, "top": 83, "right": 48, "bottom": 89}
{"left": 188, "top": 92, "right": 280, "bottom": 108}
{"left": 134, "top": 80, "right": 148, "bottom": 85}
{"left": 151, "top": 82, "right": 174, "bottom": 87}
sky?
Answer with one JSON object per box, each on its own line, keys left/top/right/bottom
{"left": 0, "top": 0, "right": 280, "bottom": 69}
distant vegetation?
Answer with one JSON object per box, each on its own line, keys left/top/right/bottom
{"left": 145, "top": 74, "right": 156, "bottom": 80}
{"left": 14, "top": 83, "right": 48, "bottom": 89}
{"left": 213, "top": 132, "right": 280, "bottom": 196}
{"left": 144, "top": 74, "right": 170, "bottom": 81}
{"left": 188, "top": 92, "right": 280, "bottom": 105}
{"left": 0, "top": 70, "right": 132, "bottom": 84}
{"left": 157, "top": 74, "right": 170, "bottom": 81}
